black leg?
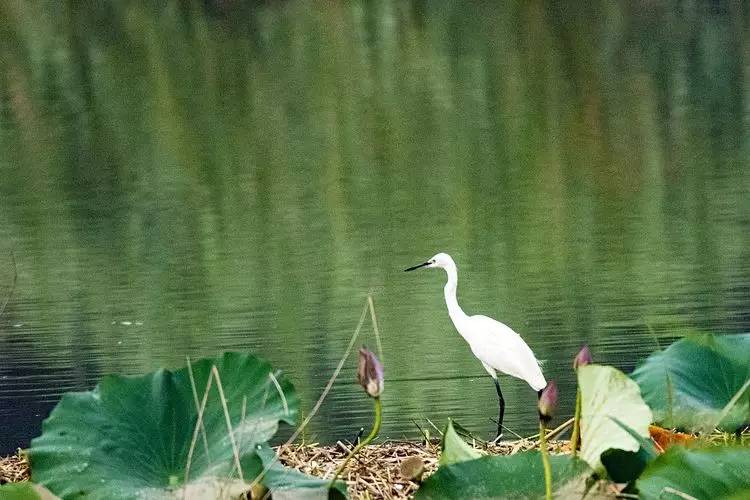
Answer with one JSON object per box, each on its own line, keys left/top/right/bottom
{"left": 493, "top": 378, "right": 505, "bottom": 439}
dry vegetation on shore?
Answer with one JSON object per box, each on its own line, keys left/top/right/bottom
{"left": 0, "top": 437, "right": 572, "bottom": 499}
{"left": 0, "top": 450, "right": 28, "bottom": 485}
{"left": 277, "top": 437, "right": 572, "bottom": 499}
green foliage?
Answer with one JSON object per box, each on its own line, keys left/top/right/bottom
{"left": 637, "top": 446, "right": 750, "bottom": 500}
{"left": 578, "top": 365, "right": 652, "bottom": 471}
{"left": 0, "top": 483, "right": 42, "bottom": 500}
{"left": 632, "top": 333, "right": 750, "bottom": 432}
{"left": 246, "top": 444, "right": 348, "bottom": 499}
{"left": 0, "top": 483, "right": 58, "bottom": 500}
{"left": 600, "top": 418, "right": 659, "bottom": 484}
{"left": 610, "top": 418, "right": 660, "bottom": 460}
{"left": 439, "top": 420, "right": 482, "bottom": 466}
{"left": 600, "top": 449, "right": 649, "bottom": 484}
{"left": 29, "top": 352, "right": 301, "bottom": 499}
{"left": 415, "top": 452, "right": 590, "bottom": 499}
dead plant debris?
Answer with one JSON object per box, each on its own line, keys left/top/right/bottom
{"left": 0, "top": 449, "right": 29, "bottom": 485}
{"left": 275, "top": 437, "right": 570, "bottom": 499}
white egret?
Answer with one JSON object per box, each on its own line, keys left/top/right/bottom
{"left": 405, "top": 252, "right": 547, "bottom": 439}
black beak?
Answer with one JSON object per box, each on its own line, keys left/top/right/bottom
{"left": 404, "top": 261, "right": 430, "bottom": 272}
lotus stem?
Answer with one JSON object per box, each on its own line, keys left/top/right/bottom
{"left": 330, "top": 397, "right": 382, "bottom": 486}
{"left": 570, "top": 346, "right": 590, "bottom": 458}
{"left": 570, "top": 389, "right": 581, "bottom": 457}
{"left": 539, "top": 420, "right": 553, "bottom": 500}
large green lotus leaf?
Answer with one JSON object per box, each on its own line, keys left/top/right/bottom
{"left": 439, "top": 420, "right": 482, "bottom": 466}
{"left": 29, "top": 352, "right": 299, "bottom": 499}
{"left": 414, "top": 452, "right": 590, "bottom": 499}
{"left": 578, "top": 365, "right": 652, "bottom": 471}
{"left": 631, "top": 333, "right": 750, "bottom": 432}
{"left": 637, "top": 446, "right": 750, "bottom": 499}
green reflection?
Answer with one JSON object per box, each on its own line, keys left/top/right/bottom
{"left": 0, "top": 0, "right": 748, "bottom": 450}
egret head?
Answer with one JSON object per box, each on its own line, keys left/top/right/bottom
{"left": 404, "top": 252, "right": 454, "bottom": 272}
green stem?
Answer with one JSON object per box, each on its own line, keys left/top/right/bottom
{"left": 330, "top": 397, "right": 382, "bottom": 486}
{"left": 570, "top": 389, "right": 581, "bottom": 457}
{"left": 540, "top": 420, "right": 553, "bottom": 500}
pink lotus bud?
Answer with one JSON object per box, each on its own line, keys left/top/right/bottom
{"left": 573, "top": 345, "right": 592, "bottom": 370}
{"left": 538, "top": 381, "right": 558, "bottom": 423}
{"left": 357, "top": 348, "right": 384, "bottom": 398}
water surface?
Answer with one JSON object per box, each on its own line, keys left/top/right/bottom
{"left": 1, "top": 0, "right": 749, "bottom": 453}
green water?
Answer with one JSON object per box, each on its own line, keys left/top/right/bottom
{"left": 1, "top": 0, "right": 749, "bottom": 452}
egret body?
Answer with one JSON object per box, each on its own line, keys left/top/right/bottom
{"left": 405, "top": 252, "right": 546, "bottom": 438}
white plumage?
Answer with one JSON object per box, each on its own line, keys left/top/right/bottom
{"left": 405, "top": 252, "right": 547, "bottom": 438}
{"left": 458, "top": 315, "right": 547, "bottom": 391}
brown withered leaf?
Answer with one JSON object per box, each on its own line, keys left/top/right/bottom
{"left": 648, "top": 424, "right": 694, "bottom": 452}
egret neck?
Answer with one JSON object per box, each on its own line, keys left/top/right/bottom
{"left": 442, "top": 259, "right": 468, "bottom": 328}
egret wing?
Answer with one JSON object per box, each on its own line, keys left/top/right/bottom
{"left": 466, "top": 315, "right": 547, "bottom": 391}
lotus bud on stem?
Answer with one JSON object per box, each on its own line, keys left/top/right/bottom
{"left": 570, "top": 345, "right": 591, "bottom": 457}
{"left": 357, "top": 347, "right": 384, "bottom": 398}
{"left": 538, "top": 381, "right": 558, "bottom": 500}
{"left": 330, "top": 348, "right": 384, "bottom": 486}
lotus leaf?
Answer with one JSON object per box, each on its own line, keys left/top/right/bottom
{"left": 415, "top": 452, "right": 589, "bottom": 499}
{"left": 439, "top": 420, "right": 482, "bottom": 465}
{"left": 637, "top": 446, "right": 750, "bottom": 499}
{"left": 632, "top": 333, "right": 750, "bottom": 432}
{"left": 30, "top": 352, "right": 299, "bottom": 499}
{"left": 599, "top": 418, "right": 659, "bottom": 484}
{"left": 578, "top": 365, "right": 652, "bottom": 471}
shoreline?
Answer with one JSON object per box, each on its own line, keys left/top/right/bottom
{"left": 1, "top": 437, "right": 573, "bottom": 499}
